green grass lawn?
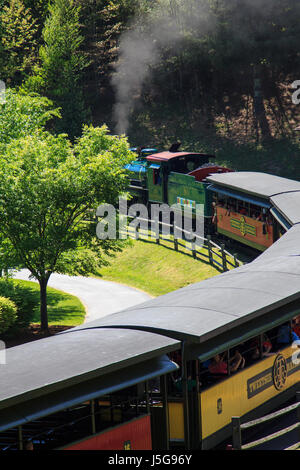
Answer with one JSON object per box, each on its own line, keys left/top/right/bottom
{"left": 13, "top": 279, "right": 86, "bottom": 326}
{"left": 97, "top": 236, "right": 222, "bottom": 297}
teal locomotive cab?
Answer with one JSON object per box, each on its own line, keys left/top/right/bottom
{"left": 125, "top": 148, "right": 159, "bottom": 204}
{"left": 140, "top": 148, "right": 159, "bottom": 158}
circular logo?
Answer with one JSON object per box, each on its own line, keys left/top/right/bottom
{"left": 272, "top": 354, "right": 287, "bottom": 390}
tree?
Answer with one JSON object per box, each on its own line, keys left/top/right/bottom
{"left": 0, "top": 125, "right": 133, "bottom": 330}
{"left": 0, "top": 88, "right": 60, "bottom": 146}
{"left": 0, "top": 88, "right": 61, "bottom": 275}
{"left": 26, "top": 0, "right": 90, "bottom": 139}
{"left": 0, "top": 0, "right": 38, "bottom": 85}
{"left": 77, "top": 0, "right": 140, "bottom": 88}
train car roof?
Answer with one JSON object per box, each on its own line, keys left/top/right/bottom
{"left": 0, "top": 328, "right": 179, "bottom": 429}
{"left": 146, "top": 151, "right": 214, "bottom": 162}
{"left": 270, "top": 191, "right": 300, "bottom": 225}
{"left": 65, "top": 250, "right": 300, "bottom": 359}
{"left": 206, "top": 171, "right": 300, "bottom": 199}
{"left": 250, "top": 223, "right": 300, "bottom": 262}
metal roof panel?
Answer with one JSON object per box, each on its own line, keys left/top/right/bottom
{"left": 206, "top": 172, "right": 300, "bottom": 198}
{"left": 0, "top": 328, "right": 179, "bottom": 410}
{"left": 270, "top": 191, "right": 300, "bottom": 225}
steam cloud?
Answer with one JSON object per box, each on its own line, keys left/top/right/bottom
{"left": 111, "top": 29, "right": 159, "bottom": 135}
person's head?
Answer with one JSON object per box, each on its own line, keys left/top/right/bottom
{"left": 251, "top": 347, "right": 260, "bottom": 359}
{"left": 25, "top": 440, "right": 33, "bottom": 450}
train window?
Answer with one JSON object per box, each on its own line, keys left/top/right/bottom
{"left": 0, "top": 386, "right": 153, "bottom": 451}
{"left": 153, "top": 169, "right": 161, "bottom": 185}
{"left": 238, "top": 202, "right": 249, "bottom": 216}
{"left": 187, "top": 161, "right": 194, "bottom": 171}
{"left": 199, "top": 321, "right": 300, "bottom": 391}
{"left": 276, "top": 321, "right": 300, "bottom": 350}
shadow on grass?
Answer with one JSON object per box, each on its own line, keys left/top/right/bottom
{"left": 125, "top": 235, "right": 225, "bottom": 273}
{"left": 13, "top": 279, "right": 85, "bottom": 325}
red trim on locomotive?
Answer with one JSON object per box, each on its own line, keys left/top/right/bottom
{"left": 188, "top": 166, "right": 233, "bottom": 182}
{"left": 146, "top": 151, "right": 211, "bottom": 162}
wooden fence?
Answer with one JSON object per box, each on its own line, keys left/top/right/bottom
{"left": 124, "top": 215, "right": 243, "bottom": 273}
{"left": 230, "top": 392, "right": 300, "bottom": 450}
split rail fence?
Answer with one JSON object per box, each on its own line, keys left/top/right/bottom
{"left": 124, "top": 215, "right": 243, "bottom": 273}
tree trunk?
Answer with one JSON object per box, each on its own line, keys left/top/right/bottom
{"left": 39, "top": 277, "right": 49, "bottom": 332}
{"left": 253, "top": 65, "right": 272, "bottom": 141}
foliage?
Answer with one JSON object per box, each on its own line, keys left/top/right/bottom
{"left": 13, "top": 279, "right": 86, "bottom": 327}
{"left": 0, "top": 88, "right": 61, "bottom": 274}
{"left": 77, "top": 0, "right": 141, "bottom": 89}
{"left": 26, "top": 0, "right": 90, "bottom": 139}
{"left": 0, "top": 88, "right": 60, "bottom": 146}
{"left": 0, "top": 278, "right": 38, "bottom": 329}
{"left": 0, "top": 0, "right": 38, "bottom": 85}
{"left": 0, "top": 295, "right": 17, "bottom": 334}
{"left": 0, "top": 125, "right": 134, "bottom": 329}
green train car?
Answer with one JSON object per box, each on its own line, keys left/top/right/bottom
{"left": 125, "top": 146, "right": 232, "bottom": 222}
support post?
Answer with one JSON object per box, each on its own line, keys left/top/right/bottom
{"left": 182, "top": 356, "right": 191, "bottom": 450}
{"left": 160, "top": 375, "right": 170, "bottom": 450}
{"left": 91, "top": 399, "right": 96, "bottom": 434}
{"left": 234, "top": 253, "right": 239, "bottom": 268}
{"left": 192, "top": 241, "right": 197, "bottom": 259}
{"left": 207, "top": 235, "right": 213, "bottom": 265}
{"left": 232, "top": 416, "right": 242, "bottom": 450}
{"left": 221, "top": 243, "right": 228, "bottom": 272}
{"left": 296, "top": 391, "right": 300, "bottom": 445}
{"left": 18, "top": 425, "right": 23, "bottom": 450}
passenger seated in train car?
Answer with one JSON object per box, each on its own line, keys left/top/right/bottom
{"left": 292, "top": 316, "right": 300, "bottom": 337}
{"left": 238, "top": 203, "right": 247, "bottom": 215}
{"left": 174, "top": 375, "right": 197, "bottom": 393}
{"left": 216, "top": 194, "right": 225, "bottom": 207}
{"left": 225, "top": 198, "right": 235, "bottom": 216}
{"left": 248, "top": 335, "right": 274, "bottom": 363}
{"left": 208, "top": 350, "right": 245, "bottom": 376}
{"left": 276, "top": 322, "right": 300, "bottom": 350}
{"left": 167, "top": 351, "right": 182, "bottom": 394}
{"left": 24, "top": 440, "right": 34, "bottom": 451}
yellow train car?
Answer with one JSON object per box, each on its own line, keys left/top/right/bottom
{"left": 166, "top": 340, "right": 300, "bottom": 449}
{"left": 200, "top": 345, "right": 300, "bottom": 448}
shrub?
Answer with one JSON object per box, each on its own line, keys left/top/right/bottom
{"left": 0, "top": 296, "right": 17, "bottom": 334}
{"left": 0, "top": 279, "right": 38, "bottom": 329}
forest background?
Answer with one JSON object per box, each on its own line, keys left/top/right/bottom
{"left": 0, "top": 0, "right": 300, "bottom": 178}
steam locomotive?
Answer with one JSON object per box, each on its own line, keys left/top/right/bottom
{"left": 125, "top": 144, "right": 287, "bottom": 251}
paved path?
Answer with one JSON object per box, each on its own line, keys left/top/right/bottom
{"left": 13, "top": 269, "right": 151, "bottom": 323}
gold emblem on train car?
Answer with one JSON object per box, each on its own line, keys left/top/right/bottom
{"left": 240, "top": 216, "right": 246, "bottom": 236}
{"left": 272, "top": 354, "right": 287, "bottom": 391}
{"left": 230, "top": 216, "right": 257, "bottom": 237}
